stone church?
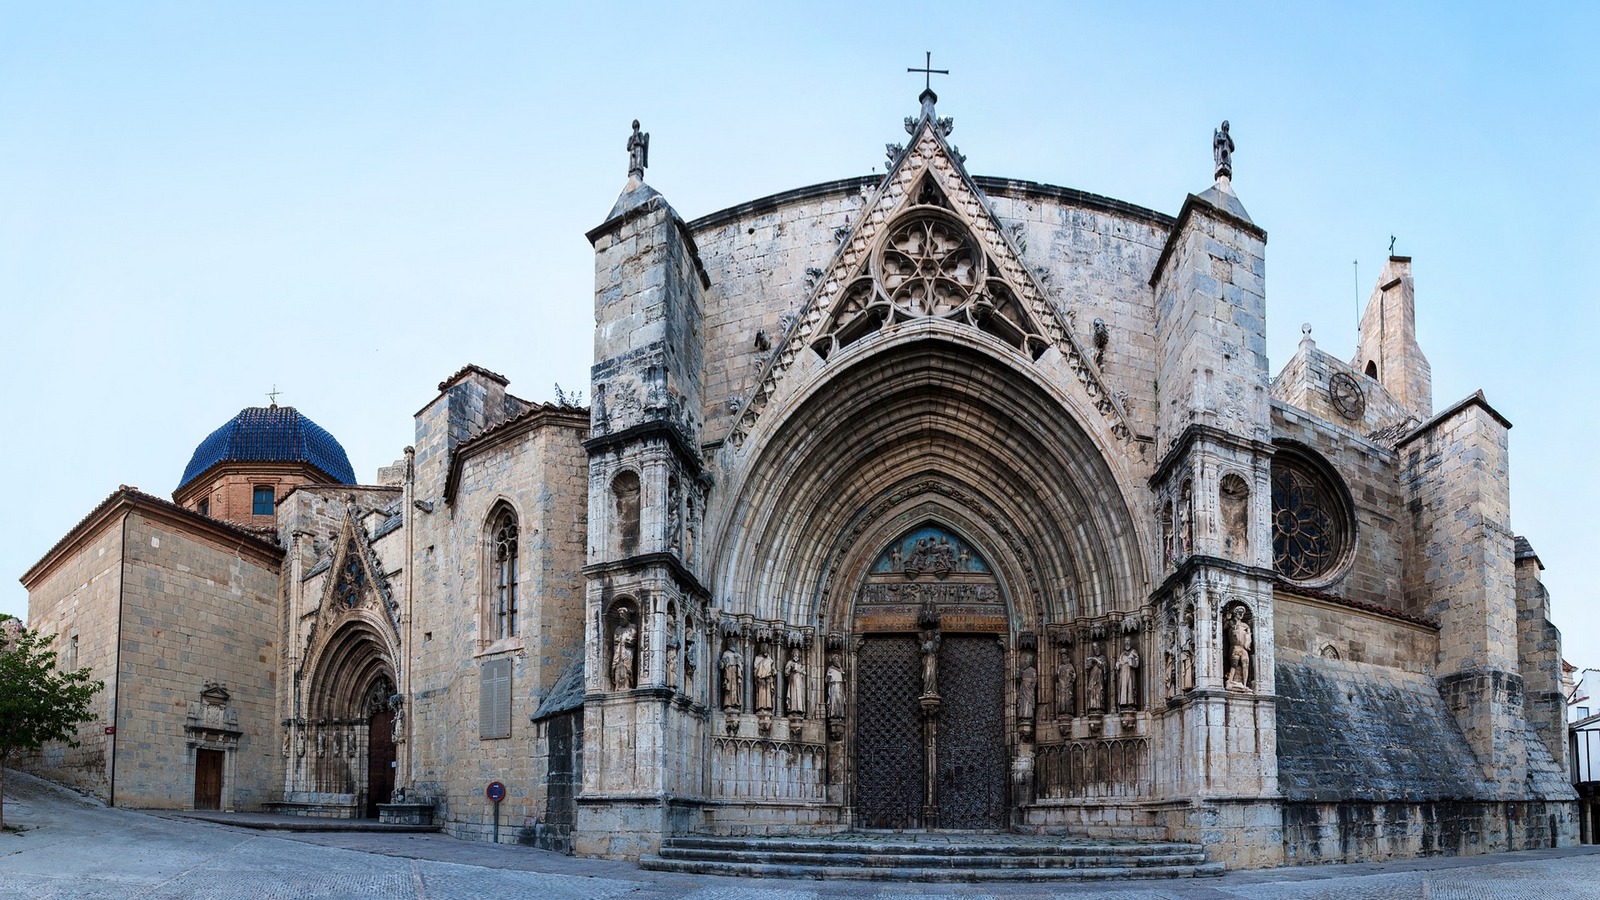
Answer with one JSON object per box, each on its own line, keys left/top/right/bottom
{"left": 20, "top": 87, "right": 1577, "bottom": 870}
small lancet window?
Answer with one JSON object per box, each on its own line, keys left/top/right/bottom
{"left": 492, "top": 511, "right": 519, "bottom": 639}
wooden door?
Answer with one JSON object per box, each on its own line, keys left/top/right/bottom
{"left": 935, "top": 635, "right": 1007, "bottom": 829}
{"left": 853, "top": 635, "right": 924, "bottom": 828}
{"left": 194, "top": 748, "right": 224, "bottom": 811}
{"left": 366, "top": 709, "right": 396, "bottom": 818}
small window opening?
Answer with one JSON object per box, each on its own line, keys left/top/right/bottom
{"left": 197, "top": 497, "right": 210, "bottom": 517}
{"left": 252, "top": 486, "right": 275, "bottom": 516}
{"left": 1364, "top": 360, "right": 1378, "bottom": 379}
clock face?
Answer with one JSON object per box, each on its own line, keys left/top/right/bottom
{"left": 1329, "top": 372, "right": 1366, "bottom": 420}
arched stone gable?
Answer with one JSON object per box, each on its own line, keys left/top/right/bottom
{"left": 718, "top": 102, "right": 1136, "bottom": 458}
{"left": 707, "top": 328, "right": 1150, "bottom": 633}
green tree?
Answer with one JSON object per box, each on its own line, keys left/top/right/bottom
{"left": 0, "top": 614, "right": 103, "bottom": 829}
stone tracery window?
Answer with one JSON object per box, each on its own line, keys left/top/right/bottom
{"left": 491, "top": 509, "right": 519, "bottom": 639}
{"left": 1270, "top": 448, "right": 1352, "bottom": 583}
{"left": 812, "top": 177, "right": 1048, "bottom": 360}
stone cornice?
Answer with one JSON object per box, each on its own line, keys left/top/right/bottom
{"left": 583, "top": 419, "right": 704, "bottom": 479}
{"left": 21, "top": 487, "right": 283, "bottom": 590}
{"left": 582, "top": 551, "right": 710, "bottom": 600}
{"left": 1150, "top": 553, "right": 1275, "bottom": 601}
{"left": 442, "top": 404, "right": 590, "bottom": 504}
{"left": 1394, "top": 389, "right": 1512, "bottom": 448}
{"left": 1149, "top": 192, "right": 1269, "bottom": 289}
{"left": 1148, "top": 424, "right": 1275, "bottom": 487}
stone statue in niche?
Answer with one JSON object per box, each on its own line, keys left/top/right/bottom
{"left": 1178, "top": 481, "right": 1193, "bottom": 558}
{"left": 1055, "top": 651, "right": 1076, "bottom": 718}
{"left": 390, "top": 701, "right": 404, "bottom": 744}
{"left": 785, "top": 656, "right": 807, "bottom": 716}
{"left": 296, "top": 729, "right": 306, "bottom": 758}
{"left": 1116, "top": 636, "right": 1141, "bottom": 709}
{"left": 1213, "top": 120, "right": 1234, "bottom": 180}
{"left": 610, "top": 606, "right": 638, "bottom": 690}
{"left": 826, "top": 656, "right": 845, "bottom": 719}
{"left": 1017, "top": 649, "right": 1038, "bottom": 721}
{"left": 317, "top": 729, "right": 327, "bottom": 758}
{"left": 753, "top": 644, "right": 776, "bottom": 714}
{"left": 1225, "top": 606, "right": 1254, "bottom": 691}
{"left": 919, "top": 629, "right": 941, "bottom": 697}
{"left": 282, "top": 730, "right": 291, "bottom": 759}
{"left": 684, "top": 628, "right": 699, "bottom": 679}
{"left": 1220, "top": 474, "right": 1250, "bottom": 560}
{"left": 720, "top": 642, "right": 743, "bottom": 710}
{"left": 665, "top": 632, "right": 680, "bottom": 690}
{"left": 1180, "top": 607, "right": 1196, "bottom": 692}
{"left": 1085, "top": 642, "right": 1108, "bottom": 713}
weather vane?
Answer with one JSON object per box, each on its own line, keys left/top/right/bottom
{"left": 907, "top": 51, "right": 949, "bottom": 92}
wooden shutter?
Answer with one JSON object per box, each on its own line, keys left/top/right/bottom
{"left": 480, "top": 658, "right": 512, "bottom": 739}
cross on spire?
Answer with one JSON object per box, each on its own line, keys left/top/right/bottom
{"left": 267, "top": 385, "right": 280, "bottom": 407}
{"left": 907, "top": 51, "right": 949, "bottom": 92}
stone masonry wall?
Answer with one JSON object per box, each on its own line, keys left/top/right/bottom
{"left": 407, "top": 409, "right": 588, "bottom": 843}
{"left": 116, "top": 510, "right": 280, "bottom": 810}
{"left": 19, "top": 517, "right": 124, "bottom": 800}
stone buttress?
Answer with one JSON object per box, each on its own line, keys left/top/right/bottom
{"left": 577, "top": 169, "right": 712, "bottom": 857}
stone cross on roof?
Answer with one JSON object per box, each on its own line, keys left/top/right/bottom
{"left": 906, "top": 51, "right": 949, "bottom": 93}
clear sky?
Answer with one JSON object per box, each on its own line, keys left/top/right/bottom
{"left": 3, "top": 3, "right": 1597, "bottom": 666}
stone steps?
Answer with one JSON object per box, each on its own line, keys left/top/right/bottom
{"left": 638, "top": 834, "right": 1225, "bottom": 882}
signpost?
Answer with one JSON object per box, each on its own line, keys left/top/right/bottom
{"left": 486, "top": 780, "right": 506, "bottom": 843}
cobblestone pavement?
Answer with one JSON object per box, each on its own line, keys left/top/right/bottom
{"left": 5, "top": 770, "right": 1600, "bottom": 899}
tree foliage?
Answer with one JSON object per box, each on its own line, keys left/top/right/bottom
{"left": 0, "top": 615, "right": 103, "bottom": 829}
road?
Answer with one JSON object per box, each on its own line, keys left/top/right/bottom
{"left": 4, "top": 769, "right": 1599, "bottom": 898}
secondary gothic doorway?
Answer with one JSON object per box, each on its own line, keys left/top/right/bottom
{"left": 365, "top": 708, "right": 396, "bottom": 818}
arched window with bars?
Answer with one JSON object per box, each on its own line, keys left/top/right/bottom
{"left": 489, "top": 507, "right": 520, "bottom": 640}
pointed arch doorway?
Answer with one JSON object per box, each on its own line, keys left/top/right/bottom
{"left": 851, "top": 524, "right": 1009, "bottom": 830}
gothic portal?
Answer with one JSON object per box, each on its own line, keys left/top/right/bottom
{"left": 18, "top": 85, "right": 1578, "bottom": 871}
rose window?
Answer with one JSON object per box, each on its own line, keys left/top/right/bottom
{"left": 876, "top": 214, "right": 981, "bottom": 317}
{"left": 1270, "top": 452, "right": 1353, "bottom": 583}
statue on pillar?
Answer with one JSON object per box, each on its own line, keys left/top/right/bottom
{"left": 919, "top": 629, "right": 941, "bottom": 697}
{"left": 627, "top": 119, "right": 649, "bottom": 181}
{"left": 825, "top": 656, "right": 846, "bottom": 719}
{"left": 719, "top": 641, "right": 743, "bottom": 710}
{"left": 753, "top": 644, "right": 776, "bottom": 714}
{"left": 1116, "top": 636, "right": 1141, "bottom": 709}
{"left": 1213, "top": 120, "right": 1234, "bottom": 181}
{"left": 785, "top": 656, "right": 807, "bottom": 717}
{"left": 1017, "top": 649, "right": 1038, "bottom": 722}
{"left": 1085, "top": 641, "right": 1108, "bottom": 713}
{"left": 1055, "top": 651, "right": 1076, "bottom": 718}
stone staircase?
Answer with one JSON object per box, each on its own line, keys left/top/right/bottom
{"left": 639, "top": 832, "right": 1225, "bottom": 882}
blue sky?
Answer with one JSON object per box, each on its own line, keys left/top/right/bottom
{"left": 3, "top": 3, "right": 1597, "bottom": 666}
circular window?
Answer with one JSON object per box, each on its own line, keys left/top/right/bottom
{"left": 1270, "top": 448, "right": 1354, "bottom": 584}
{"left": 873, "top": 212, "right": 983, "bottom": 318}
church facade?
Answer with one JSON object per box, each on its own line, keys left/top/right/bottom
{"left": 21, "top": 90, "right": 1576, "bottom": 870}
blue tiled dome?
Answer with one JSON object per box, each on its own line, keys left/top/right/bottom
{"left": 177, "top": 406, "right": 357, "bottom": 491}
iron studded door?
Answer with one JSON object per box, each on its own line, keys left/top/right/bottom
{"left": 936, "top": 634, "right": 1007, "bottom": 829}
{"left": 854, "top": 635, "right": 924, "bottom": 829}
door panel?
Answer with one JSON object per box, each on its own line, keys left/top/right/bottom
{"left": 936, "top": 634, "right": 1007, "bottom": 829}
{"left": 853, "top": 635, "right": 924, "bottom": 828}
{"left": 366, "top": 709, "right": 395, "bottom": 818}
{"left": 194, "top": 749, "right": 223, "bottom": 811}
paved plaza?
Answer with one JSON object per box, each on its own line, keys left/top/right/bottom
{"left": 4, "top": 770, "right": 1600, "bottom": 899}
